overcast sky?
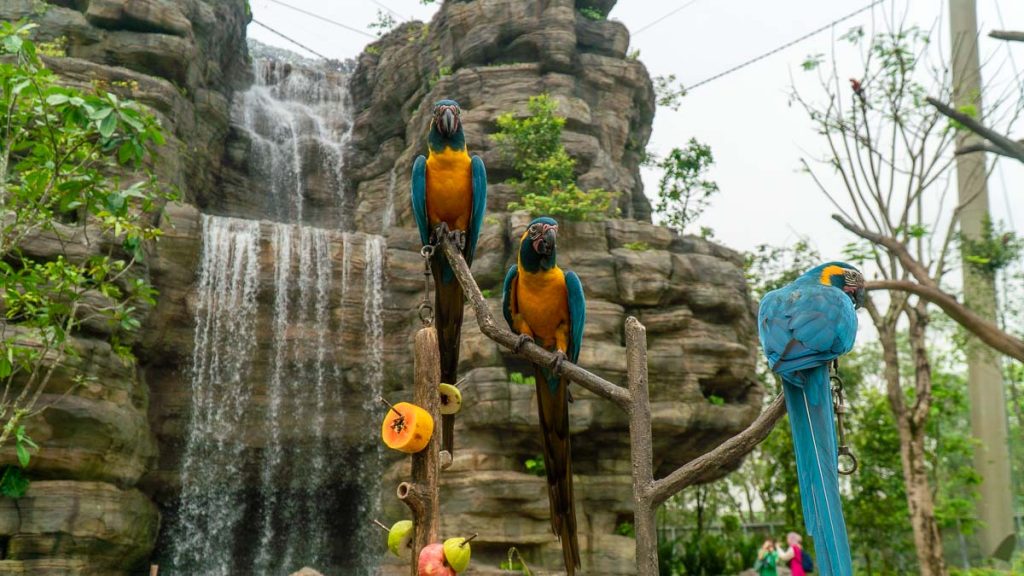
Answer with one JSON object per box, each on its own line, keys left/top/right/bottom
{"left": 248, "top": 0, "right": 1023, "bottom": 262}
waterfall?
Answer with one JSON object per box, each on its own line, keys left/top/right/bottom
{"left": 172, "top": 215, "right": 261, "bottom": 575}
{"left": 236, "top": 58, "right": 355, "bottom": 226}
{"left": 170, "top": 51, "right": 387, "bottom": 575}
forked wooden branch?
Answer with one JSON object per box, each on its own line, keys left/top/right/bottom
{"left": 926, "top": 96, "right": 1024, "bottom": 164}
{"left": 437, "top": 235, "right": 789, "bottom": 576}
{"left": 436, "top": 237, "right": 631, "bottom": 408}
{"left": 399, "top": 327, "right": 443, "bottom": 576}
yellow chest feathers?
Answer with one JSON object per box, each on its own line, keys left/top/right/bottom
{"left": 515, "top": 266, "right": 569, "bottom": 339}
{"left": 425, "top": 147, "right": 473, "bottom": 225}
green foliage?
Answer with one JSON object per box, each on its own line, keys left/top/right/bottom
{"left": 744, "top": 240, "right": 822, "bottom": 300}
{"left": 627, "top": 48, "right": 641, "bottom": 61}
{"left": 480, "top": 288, "right": 494, "bottom": 298}
{"left": 499, "top": 547, "right": 532, "bottom": 574}
{"left": 365, "top": 45, "right": 381, "bottom": 56}
{"left": 652, "top": 139, "right": 719, "bottom": 233}
{"left": 654, "top": 74, "right": 687, "bottom": 111}
{"left": 369, "top": 9, "right": 396, "bottom": 37}
{"left": 801, "top": 53, "right": 825, "bottom": 70}
{"left": 614, "top": 520, "right": 635, "bottom": 538}
{"left": 493, "top": 94, "right": 619, "bottom": 221}
{"left": 524, "top": 455, "right": 545, "bottom": 477}
{"left": 578, "top": 7, "right": 604, "bottom": 21}
{"left": 0, "top": 22, "right": 169, "bottom": 453}
{"left": 959, "top": 217, "right": 1022, "bottom": 277}
{"left": 623, "top": 241, "right": 650, "bottom": 251}
{"left": 508, "top": 372, "right": 535, "bottom": 386}
{"left": 706, "top": 394, "right": 724, "bottom": 406}
{"left": 0, "top": 466, "right": 29, "bottom": 499}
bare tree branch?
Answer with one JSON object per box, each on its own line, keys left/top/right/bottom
{"left": 867, "top": 279, "right": 1024, "bottom": 362}
{"left": 990, "top": 30, "right": 1024, "bottom": 43}
{"left": 927, "top": 96, "right": 1024, "bottom": 164}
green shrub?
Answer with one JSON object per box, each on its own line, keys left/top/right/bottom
{"left": 493, "top": 94, "right": 619, "bottom": 221}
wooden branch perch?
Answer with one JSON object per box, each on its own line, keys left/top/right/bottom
{"left": 649, "top": 395, "right": 786, "bottom": 505}
{"left": 436, "top": 234, "right": 789, "bottom": 575}
{"left": 926, "top": 96, "right": 1024, "bottom": 164}
{"left": 867, "top": 279, "right": 1024, "bottom": 362}
{"left": 990, "top": 30, "right": 1024, "bottom": 43}
{"left": 399, "top": 327, "right": 443, "bottom": 576}
{"left": 436, "top": 236, "right": 632, "bottom": 408}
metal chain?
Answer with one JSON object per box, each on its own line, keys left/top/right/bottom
{"left": 830, "top": 366, "right": 858, "bottom": 475}
{"left": 417, "top": 245, "right": 434, "bottom": 326}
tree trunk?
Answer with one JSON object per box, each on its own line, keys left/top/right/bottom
{"left": 874, "top": 308, "right": 948, "bottom": 576}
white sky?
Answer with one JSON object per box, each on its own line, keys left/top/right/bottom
{"left": 248, "top": 0, "right": 1023, "bottom": 261}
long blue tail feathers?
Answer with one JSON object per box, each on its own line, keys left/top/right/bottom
{"left": 782, "top": 364, "right": 853, "bottom": 576}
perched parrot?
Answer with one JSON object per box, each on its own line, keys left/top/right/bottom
{"left": 502, "top": 216, "right": 585, "bottom": 575}
{"left": 411, "top": 99, "right": 487, "bottom": 456}
{"left": 758, "top": 262, "right": 865, "bottom": 576}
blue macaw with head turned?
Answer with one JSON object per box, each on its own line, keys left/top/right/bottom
{"left": 411, "top": 99, "right": 487, "bottom": 456}
{"left": 502, "top": 216, "right": 586, "bottom": 575}
{"left": 758, "top": 261, "right": 865, "bottom": 576}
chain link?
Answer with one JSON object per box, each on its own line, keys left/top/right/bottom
{"left": 417, "top": 245, "right": 435, "bottom": 326}
{"left": 830, "top": 365, "right": 858, "bottom": 475}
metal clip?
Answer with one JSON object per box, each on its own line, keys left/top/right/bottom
{"left": 417, "top": 244, "right": 435, "bottom": 326}
{"left": 830, "top": 370, "right": 858, "bottom": 475}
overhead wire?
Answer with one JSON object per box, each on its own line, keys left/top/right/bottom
{"left": 264, "top": 0, "right": 376, "bottom": 39}
{"left": 251, "top": 19, "right": 332, "bottom": 60}
{"left": 685, "top": 0, "right": 886, "bottom": 92}
{"left": 371, "top": 0, "right": 408, "bottom": 22}
{"left": 633, "top": 0, "right": 702, "bottom": 36}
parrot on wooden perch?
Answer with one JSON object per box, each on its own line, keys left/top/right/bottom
{"left": 502, "top": 216, "right": 585, "bottom": 575}
{"left": 411, "top": 99, "right": 487, "bottom": 457}
{"left": 757, "top": 262, "right": 865, "bottom": 576}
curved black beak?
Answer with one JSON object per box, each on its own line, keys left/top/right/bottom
{"left": 534, "top": 226, "right": 557, "bottom": 256}
{"left": 437, "top": 108, "right": 458, "bottom": 137}
{"left": 854, "top": 286, "right": 866, "bottom": 309}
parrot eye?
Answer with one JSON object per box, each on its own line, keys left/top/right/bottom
{"left": 843, "top": 270, "right": 864, "bottom": 287}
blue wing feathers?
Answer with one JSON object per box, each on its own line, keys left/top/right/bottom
{"left": 466, "top": 155, "right": 487, "bottom": 265}
{"left": 502, "top": 265, "right": 518, "bottom": 330}
{"left": 564, "top": 271, "right": 585, "bottom": 364}
{"left": 411, "top": 155, "right": 429, "bottom": 246}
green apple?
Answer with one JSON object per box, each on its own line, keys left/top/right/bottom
{"left": 438, "top": 383, "right": 462, "bottom": 415}
{"left": 387, "top": 520, "right": 413, "bottom": 558}
{"left": 442, "top": 534, "right": 475, "bottom": 573}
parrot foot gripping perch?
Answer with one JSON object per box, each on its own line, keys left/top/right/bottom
{"left": 431, "top": 222, "right": 467, "bottom": 251}
{"left": 830, "top": 362, "right": 858, "bottom": 475}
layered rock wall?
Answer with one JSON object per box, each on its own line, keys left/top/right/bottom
{"left": 0, "top": 1, "right": 250, "bottom": 574}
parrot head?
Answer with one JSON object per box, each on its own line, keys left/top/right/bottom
{"left": 429, "top": 99, "right": 464, "bottom": 144}
{"left": 519, "top": 216, "right": 559, "bottom": 272}
{"left": 812, "top": 261, "right": 866, "bottom": 309}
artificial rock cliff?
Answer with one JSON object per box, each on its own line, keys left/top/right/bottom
{"left": 0, "top": 0, "right": 762, "bottom": 574}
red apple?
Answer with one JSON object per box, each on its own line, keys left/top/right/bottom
{"left": 418, "top": 542, "right": 456, "bottom": 576}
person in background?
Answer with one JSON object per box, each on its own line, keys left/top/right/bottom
{"left": 754, "top": 538, "right": 778, "bottom": 576}
{"left": 777, "top": 532, "right": 807, "bottom": 576}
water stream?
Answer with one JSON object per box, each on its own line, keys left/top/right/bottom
{"left": 169, "top": 53, "right": 385, "bottom": 575}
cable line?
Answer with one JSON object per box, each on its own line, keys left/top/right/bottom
{"left": 251, "top": 19, "right": 331, "bottom": 60}
{"left": 633, "top": 0, "right": 702, "bottom": 36}
{"left": 371, "top": 0, "right": 408, "bottom": 22}
{"left": 686, "top": 0, "right": 885, "bottom": 92}
{"left": 265, "top": 0, "right": 376, "bottom": 39}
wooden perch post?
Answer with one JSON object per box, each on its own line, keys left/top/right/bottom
{"left": 435, "top": 235, "right": 788, "bottom": 575}
{"left": 398, "top": 327, "right": 443, "bottom": 576}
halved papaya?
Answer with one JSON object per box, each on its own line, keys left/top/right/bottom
{"left": 381, "top": 402, "right": 434, "bottom": 453}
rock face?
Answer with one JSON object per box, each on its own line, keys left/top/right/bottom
{"left": 0, "top": 1, "right": 250, "bottom": 574}
{"left": 0, "top": 0, "right": 763, "bottom": 574}
{"left": 345, "top": 1, "right": 762, "bottom": 573}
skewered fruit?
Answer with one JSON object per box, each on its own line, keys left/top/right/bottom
{"left": 387, "top": 520, "right": 414, "bottom": 558}
{"left": 438, "top": 383, "right": 462, "bottom": 415}
{"left": 418, "top": 542, "right": 455, "bottom": 576}
{"left": 442, "top": 535, "right": 474, "bottom": 572}
{"left": 381, "top": 402, "right": 433, "bottom": 453}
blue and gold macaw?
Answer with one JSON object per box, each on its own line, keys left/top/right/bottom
{"left": 411, "top": 99, "right": 487, "bottom": 456}
{"left": 502, "top": 217, "right": 585, "bottom": 575}
{"left": 758, "top": 262, "right": 865, "bottom": 576}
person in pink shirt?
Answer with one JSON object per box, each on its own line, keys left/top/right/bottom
{"left": 777, "top": 532, "right": 811, "bottom": 575}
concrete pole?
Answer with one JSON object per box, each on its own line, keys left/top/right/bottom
{"left": 947, "top": 0, "right": 1017, "bottom": 561}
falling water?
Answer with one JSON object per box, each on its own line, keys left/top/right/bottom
{"left": 382, "top": 164, "right": 399, "bottom": 231}
{"left": 170, "top": 49, "right": 388, "bottom": 575}
{"left": 236, "top": 58, "right": 355, "bottom": 225}
{"left": 172, "top": 215, "right": 261, "bottom": 575}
